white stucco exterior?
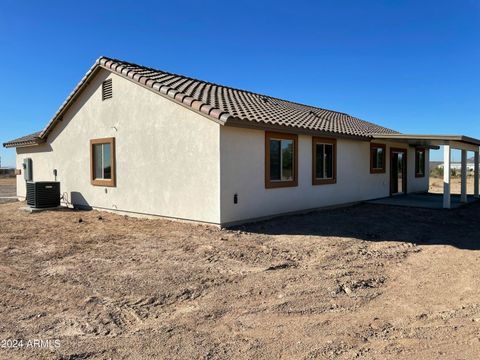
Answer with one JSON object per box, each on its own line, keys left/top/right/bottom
{"left": 14, "top": 68, "right": 430, "bottom": 226}
{"left": 16, "top": 69, "right": 221, "bottom": 224}
{"left": 219, "top": 126, "right": 429, "bottom": 225}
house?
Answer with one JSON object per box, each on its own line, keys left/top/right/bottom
{"left": 0, "top": 167, "right": 15, "bottom": 177}
{"left": 437, "top": 161, "right": 475, "bottom": 172}
{"left": 0, "top": 156, "right": 15, "bottom": 176}
{"left": 4, "top": 57, "right": 480, "bottom": 226}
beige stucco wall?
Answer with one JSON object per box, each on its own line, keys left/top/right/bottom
{"left": 16, "top": 69, "right": 221, "bottom": 224}
{"left": 219, "top": 126, "right": 429, "bottom": 225}
{"left": 407, "top": 146, "right": 430, "bottom": 193}
{"left": 15, "top": 67, "right": 429, "bottom": 226}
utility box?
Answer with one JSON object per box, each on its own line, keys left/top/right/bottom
{"left": 23, "top": 158, "right": 33, "bottom": 182}
{"left": 26, "top": 181, "right": 60, "bottom": 208}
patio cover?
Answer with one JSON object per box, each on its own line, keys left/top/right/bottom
{"left": 371, "top": 134, "right": 480, "bottom": 209}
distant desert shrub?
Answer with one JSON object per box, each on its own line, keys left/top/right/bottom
{"left": 430, "top": 166, "right": 468, "bottom": 178}
{"left": 430, "top": 167, "right": 443, "bottom": 178}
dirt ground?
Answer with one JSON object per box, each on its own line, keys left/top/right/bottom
{"left": 1, "top": 180, "right": 480, "bottom": 359}
{"left": 429, "top": 175, "right": 475, "bottom": 194}
{"left": 0, "top": 177, "right": 16, "bottom": 204}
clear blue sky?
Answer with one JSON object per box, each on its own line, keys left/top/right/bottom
{"left": 1, "top": 0, "right": 479, "bottom": 166}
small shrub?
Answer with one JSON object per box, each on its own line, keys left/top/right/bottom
{"left": 430, "top": 167, "right": 443, "bottom": 178}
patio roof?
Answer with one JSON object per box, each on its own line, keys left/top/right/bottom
{"left": 371, "top": 134, "right": 480, "bottom": 151}
{"left": 371, "top": 133, "right": 480, "bottom": 209}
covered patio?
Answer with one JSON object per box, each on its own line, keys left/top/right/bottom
{"left": 368, "top": 193, "right": 478, "bottom": 209}
{"left": 372, "top": 134, "right": 480, "bottom": 209}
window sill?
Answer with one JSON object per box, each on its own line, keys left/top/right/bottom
{"left": 91, "top": 179, "right": 116, "bottom": 187}
{"left": 313, "top": 178, "right": 337, "bottom": 185}
{"left": 265, "top": 180, "right": 298, "bottom": 189}
{"left": 415, "top": 173, "right": 425, "bottom": 178}
{"left": 370, "top": 168, "right": 386, "bottom": 174}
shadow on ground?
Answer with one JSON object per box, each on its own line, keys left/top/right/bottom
{"left": 237, "top": 201, "right": 480, "bottom": 250}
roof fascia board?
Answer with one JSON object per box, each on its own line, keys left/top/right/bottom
{"left": 39, "top": 59, "right": 231, "bottom": 144}
{"left": 12, "top": 57, "right": 401, "bottom": 147}
{"left": 224, "top": 117, "right": 371, "bottom": 141}
{"left": 370, "top": 138, "right": 440, "bottom": 150}
{"left": 447, "top": 140, "right": 479, "bottom": 152}
{"left": 372, "top": 134, "right": 480, "bottom": 148}
{"left": 3, "top": 140, "right": 44, "bottom": 148}
{"left": 40, "top": 63, "right": 102, "bottom": 140}
{"left": 460, "top": 136, "right": 480, "bottom": 147}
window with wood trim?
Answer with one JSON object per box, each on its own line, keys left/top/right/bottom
{"left": 90, "top": 137, "right": 116, "bottom": 187}
{"left": 415, "top": 148, "right": 426, "bottom": 177}
{"left": 312, "top": 137, "right": 337, "bottom": 185}
{"left": 265, "top": 132, "right": 298, "bottom": 188}
{"left": 370, "top": 143, "right": 386, "bottom": 173}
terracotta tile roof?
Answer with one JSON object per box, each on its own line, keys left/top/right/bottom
{"left": 98, "top": 57, "right": 399, "bottom": 137}
{"left": 4, "top": 56, "right": 399, "bottom": 148}
{"left": 3, "top": 131, "right": 43, "bottom": 148}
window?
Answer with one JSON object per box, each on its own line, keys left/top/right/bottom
{"left": 90, "top": 137, "right": 116, "bottom": 187}
{"left": 265, "top": 132, "right": 298, "bottom": 188}
{"left": 102, "top": 79, "right": 112, "bottom": 101}
{"left": 312, "top": 137, "right": 336, "bottom": 185}
{"left": 370, "top": 143, "right": 386, "bottom": 173}
{"left": 415, "top": 148, "right": 426, "bottom": 177}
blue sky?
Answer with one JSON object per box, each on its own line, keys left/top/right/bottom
{"left": 0, "top": 0, "right": 479, "bottom": 166}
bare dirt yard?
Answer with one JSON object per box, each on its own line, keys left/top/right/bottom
{"left": 1, "top": 184, "right": 480, "bottom": 359}
{"left": 0, "top": 177, "right": 16, "bottom": 204}
{"left": 430, "top": 175, "right": 476, "bottom": 195}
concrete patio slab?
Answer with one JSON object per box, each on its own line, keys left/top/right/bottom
{"left": 367, "top": 193, "right": 479, "bottom": 209}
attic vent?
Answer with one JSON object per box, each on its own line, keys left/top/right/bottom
{"left": 102, "top": 79, "right": 113, "bottom": 101}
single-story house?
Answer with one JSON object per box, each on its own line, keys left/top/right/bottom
{"left": 436, "top": 156, "right": 478, "bottom": 172}
{"left": 0, "top": 167, "right": 15, "bottom": 176}
{"left": 4, "top": 57, "right": 480, "bottom": 226}
{"left": 437, "top": 161, "right": 475, "bottom": 172}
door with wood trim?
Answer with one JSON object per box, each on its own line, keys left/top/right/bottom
{"left": 390, "top": 148, "right": 407, "bottom": 195}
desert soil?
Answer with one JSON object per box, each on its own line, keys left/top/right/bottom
{"left": 1, "top": 179, "right": 480, "bottom": 359}
{"left": 429, "top": 175, "right": 476, "bottom": 195}
{"left": 0, "top": 177, "right": 16, "bottom": 204}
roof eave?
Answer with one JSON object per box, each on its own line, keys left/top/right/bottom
{"left": 10, "top": 57, "right": 232, "bottom": 149}
{"left": 39, "top": 61, "right": 103, "bottom": 140}
{"left": 370, "top": 134, "right": 480, "bottom": 149}
{"left": 97, "top": 58, "right": 230, "bottom": 126}
{"left": 3, "top": 138, "right": 45, "bottom": 148}
{"left": 225, "top": 116, "right": 372, "bottom": 140}
{"left": 8, "top": 56, "right": 408, "bottom": 148}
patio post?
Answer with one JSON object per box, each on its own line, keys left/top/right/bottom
{"left": 475, "top": 150, "right": 479, "bottom": 198}
{"left": 443, "top": 145, "right": 451, "bottom": 209}
{"left": 461, "top": 149, "right": 468, "bottom": 203}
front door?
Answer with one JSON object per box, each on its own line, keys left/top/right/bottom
{"left": 391, "top": 148, "right": 407, "bottom": 195}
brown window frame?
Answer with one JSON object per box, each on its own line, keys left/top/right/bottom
{"left": 265, "top": 131, "right": 298, "bottom": 189}
{"left": 90, "top": 137, "right": 116, "bottom": 187}
{"left": 370, "top": 143, "right": 386, "bottom": 174}
{"left": 312, "top": 137, "right": 337, "bottom": 185}
{"left": 415, "top": 147, "right": 426, "bottom": 178}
